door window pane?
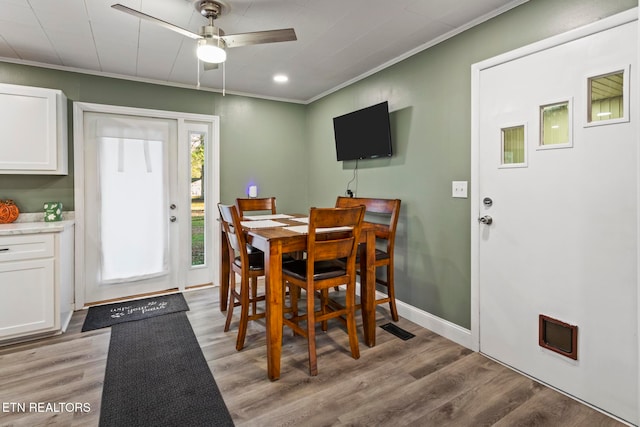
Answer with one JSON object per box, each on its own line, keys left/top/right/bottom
{"left": 501, "top": 125, "right": 526, "bottom": 167}
{"left": 588, "top": 70, "right": 624, "bottom": 123}
{"left": 191, "top": 132, "right": 205, "bottom": 266}
{"left": 540, "top": 100, "right": 571, "bottom": 148}
{"left": 99, "top": 137, "right": 168, "bottom": 283}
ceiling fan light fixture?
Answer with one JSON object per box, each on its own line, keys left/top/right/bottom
{"left": 197, "top": 38, "right": 227, "bottom": 63}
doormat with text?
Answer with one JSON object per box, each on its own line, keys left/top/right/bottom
{"left": 81, "top": 293, "right": 189, "bottom": 332}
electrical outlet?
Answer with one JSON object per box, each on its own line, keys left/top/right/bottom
{"left": 452, "top": 181, "right": 468, "bottom": 198}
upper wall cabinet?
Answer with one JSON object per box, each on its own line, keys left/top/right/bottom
{"left": 0, "top": 83, "right": 68, "bottom": 175}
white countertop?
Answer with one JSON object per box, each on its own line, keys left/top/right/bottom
{"left": 0, "top": 220, "right": 74, "bottom": 236}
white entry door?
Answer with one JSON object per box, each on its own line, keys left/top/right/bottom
{"left": 474, "top": 15, "right": 637, "bottom": 423}
{"left": 81, "top": 112, "right": 179, "bottom": 303}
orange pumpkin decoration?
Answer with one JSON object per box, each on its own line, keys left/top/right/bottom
{"left": 0, "top": 200, "right": 19, "bottom": 224}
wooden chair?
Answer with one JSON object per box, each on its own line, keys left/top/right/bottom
{"left": 218, "top": 203, "right": 266, "bottom": 351}
{"left": 236, "top": 196, "right": 276, "bottom": 256}
{"left": 236, "top": 196, "right": 296, "bottom": 262}
{"left": 335, "top": 196, "right": 401, "bottom": 321}
{"left": 282, "top": 206, "right": 365, "bottom": 376}
{"left": 235, "top": 197, "right": 277, "bottom": 219}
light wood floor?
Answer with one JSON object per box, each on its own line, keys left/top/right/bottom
{"left": 0, "top": 287, "right": 626, "bottom": 426}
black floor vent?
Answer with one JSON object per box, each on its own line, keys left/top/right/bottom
{"left": 380, "top": 323, "right": 415, "bottom": 340}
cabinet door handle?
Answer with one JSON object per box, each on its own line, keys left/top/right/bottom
{"left": 0, "top": 248, "right": 9, "bottom": 252}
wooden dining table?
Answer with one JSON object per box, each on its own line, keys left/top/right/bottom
{"left": 218, "top": 214, "right": 378, "bottom": 380}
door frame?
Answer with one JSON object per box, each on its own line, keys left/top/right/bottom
{"left": 72, "top": 102, "right": 220, "bottom": 308}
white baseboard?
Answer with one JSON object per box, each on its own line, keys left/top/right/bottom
{"left": 356, "top": 283, "right": 473, "bottom": 350}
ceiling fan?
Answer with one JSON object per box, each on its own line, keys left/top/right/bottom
{"left": 111, "top": 1, "right": 297, "bottom": 68}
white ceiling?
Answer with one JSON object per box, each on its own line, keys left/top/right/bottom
{"left": 0, "top": 0, "right": 526, "bottom": 103}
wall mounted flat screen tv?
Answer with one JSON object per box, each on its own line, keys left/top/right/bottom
{"left": 333, "top": 101, "right": 393, "bottom": 161}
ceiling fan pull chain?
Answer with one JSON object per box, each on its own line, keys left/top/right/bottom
{"left": 222, "top": 61, "right": 226, "bottom": 96}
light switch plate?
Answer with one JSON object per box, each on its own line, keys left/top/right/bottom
{"left": 452, "top": 181, "right": 468, "bottom": 198}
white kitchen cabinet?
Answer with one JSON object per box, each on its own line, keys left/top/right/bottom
{"left": 0, "top": 222, "right": 74, "bottom": 343}
{"left": 0, "top": 83, "right": 68, "bottom": 174}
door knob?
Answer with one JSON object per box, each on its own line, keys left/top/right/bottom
{"left": 478, "top": 215, "right": 493, "bottom": 225}
{"left": 169, "top": 216, "right": 177, "bottom": 222}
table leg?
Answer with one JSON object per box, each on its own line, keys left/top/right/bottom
{"left": 265, "top": 241, "right": 283, "bottom": 380}
{"left": 361, "top": 229, "right": 377, "bottom": 347}
{"left": 219, "top": 228, "right": 230, "bottom": 312}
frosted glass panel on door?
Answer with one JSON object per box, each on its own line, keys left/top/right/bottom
{"left": 98, "top": 137, "right": 168, "bottom": 283}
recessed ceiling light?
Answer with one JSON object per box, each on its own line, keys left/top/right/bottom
{"left": 273, "top": 74, "right": 289, "bottom": 83}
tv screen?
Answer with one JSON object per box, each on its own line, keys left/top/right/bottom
{"left": 333, "top": 101, "right": 393, "bottom": 161}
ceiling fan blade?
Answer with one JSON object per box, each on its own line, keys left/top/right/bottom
{"left": 221, "top": 28, "right": 297, "bottom": 48}
{"left": 111, "top": 3, "right": 202, "bottom": 40}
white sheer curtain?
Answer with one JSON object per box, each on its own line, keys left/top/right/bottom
{"left": 95, "top": 117, "right": 170, "bottom": 284}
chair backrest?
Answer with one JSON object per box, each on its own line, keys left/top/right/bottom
{"left": 218, "top": 203, "right": 249, "bottom": 265}
{"left": 235, "top": 197, "right": 277, "bottom": 219}
{"left": 307, "top": 206, "right": 365, "bottom": 276}
{"left": 335, "top": 196, "right": 401, "bottom": 254}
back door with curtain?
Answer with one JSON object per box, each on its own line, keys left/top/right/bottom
{"left": 82, "top": 112, "right": 179, "bottom": 303}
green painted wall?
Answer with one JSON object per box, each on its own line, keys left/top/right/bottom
{"left": 304, "top": 0, "right": 637, "bottom": 328}
{"left": 0, "top": 0, "right": 635, "bottom": 330}
{"left": 0, "top": 65, "right": 308, "bottom": 214}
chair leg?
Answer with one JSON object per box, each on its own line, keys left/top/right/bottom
{"left": 346, "top": 282, "right": 360, "bottom": 360}
{"left": 283, "top": 281, "right": 289, "bottom": 312}
{"left": 224, "top": 281, "right": 235, "bottom": 332}
{"left": 387, "top": 265, "right": 398, "bottom": 322}
{"left": 236, "top": 276, "right": 250, "bottom": 351}
{"left": 251, "top": 276, "right": 258, "bottom": 315}
{"left": 288, "top": 281, "right": 300, "bottom": 335}
{"left": 306, "top": 287, "right": 318, "bottom": 376}
{"left": 320, "top": 289, "right": 329, "bottom": 332}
